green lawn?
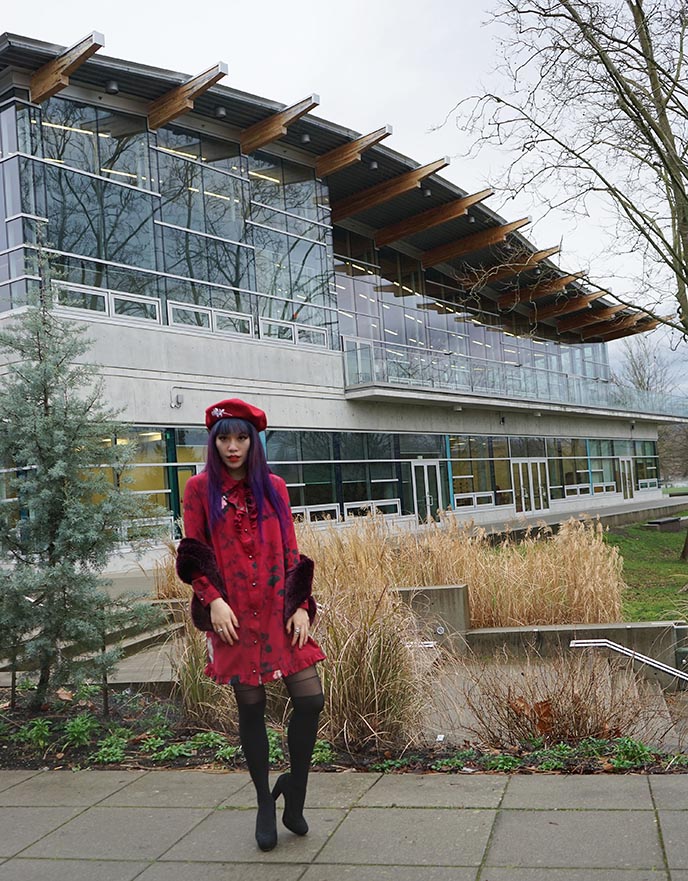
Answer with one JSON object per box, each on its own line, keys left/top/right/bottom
{"left": 605, "top": 516, "right": 688, "bottom": 621}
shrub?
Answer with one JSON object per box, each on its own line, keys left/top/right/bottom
{"left": 298, "top": 517, "right": 435, "bottom": 752}
{"left": 299, "top": 515, "right": 623, "bottom": 629}
{"left": 457, "top": 649, "right": 663, "bottom": 749}
{"left": 170, "top": 618, "right": 238, "bottom": 733}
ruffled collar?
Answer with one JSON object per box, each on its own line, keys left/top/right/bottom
{"left": 221, "top": 475, "right": 258, "bottom": 531}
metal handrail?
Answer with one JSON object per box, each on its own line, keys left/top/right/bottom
{"left": 569, "top": 638, "right": 688, "bottom": 683}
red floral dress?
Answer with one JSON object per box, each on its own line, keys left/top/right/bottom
{"left": 182, "top": 470, "right": 325, "bottom": 686}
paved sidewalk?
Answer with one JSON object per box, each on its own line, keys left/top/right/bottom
{"left": 0, "top": 769, "right": 686, "bottom": 880}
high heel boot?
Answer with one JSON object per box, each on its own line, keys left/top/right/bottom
{"left": 271, "top": 772, "right": 309, "bottom": 835}
{"left": 255, "top": 796, "right": 278, "bottom": 851}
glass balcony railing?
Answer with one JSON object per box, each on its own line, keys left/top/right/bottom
{"left": 343, "top": 337, "right": 688, "bottom": 418}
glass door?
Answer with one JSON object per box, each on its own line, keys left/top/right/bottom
{"left": 619, "top": 458, "right": 635, "bottom": 500}
{"left": 412, "top": 460, "right": 443, "bottom": 521}
{"left": 511, "top": 459, "right": 550, "bottom": 514}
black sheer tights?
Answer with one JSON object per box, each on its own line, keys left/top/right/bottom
{"left": 233, "top": 667, "right": 324, "bottom": 801}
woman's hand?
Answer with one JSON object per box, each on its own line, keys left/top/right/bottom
{"left": 209, "top": 597, "right": 239, "bottom": 644}
{"left": 286, "top": 608, "right": 310, "bottom": 648}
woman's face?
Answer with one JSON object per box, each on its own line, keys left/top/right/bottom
{"left": 215, "top": 430, "right": 251, "bottom": 478}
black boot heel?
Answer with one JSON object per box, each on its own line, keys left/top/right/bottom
{"left": 255, "top": 798, "right": 277, "bottom": 851}
{"left": 272, "top": 772, "right": 308, "bottom": 835}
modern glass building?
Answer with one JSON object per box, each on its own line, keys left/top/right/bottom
{"left": 0, "top": 32, "right": 683, "bottom": 528}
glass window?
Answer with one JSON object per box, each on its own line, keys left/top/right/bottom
{"left": 112, "top": 295, "right": 159, "bottom": 321}
{"left": 162, "top": 226, "right": 208, "bottom": 280}
{"left": 266, "top": 431, "right": 299, "bottom": 461}
{"left": 260, "top": 318, "right": 294, "bottom": 342}
{"left": 103, "top": 183, "right": 156, "bottom": 269}
{"left": 339, "top": 432, "right": 365, "bottom": 460}
{"left": 57, "top": 285, "right": 106, "bottom": 312}
{"left": 44, "top": 164, "right": 103, "bottom": 259}
{"left": 300, "top": 432, "right": 333, "bottom": 460}
{"left": 158, "top": 149, "right": 204, "bottom": 231}
{"left": 41, "top": 97, "right": 98, "bottom": 174}
{"left": 297, "top": 325, "right": 327, "bottom": 346}
{"left": 509, "top": 436, "right": 546, "bottom": 457}
{"left": 97, "top": 110, "right": 149, "bottom": 188}
{"left": 398, "top": 434, "right": 444, "bottom": 457}
{"left": 203, "top": 167, "right": 245, "bottom": 242}
{"left": 169, "top": 303, "right": 211, "bottom": 328}
{"left": 214, "top": 311, "right": 252, "bottom": 335}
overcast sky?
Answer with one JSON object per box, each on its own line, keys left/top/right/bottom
{"left": 4, "top": 0, "right": 684, "bottom": 373}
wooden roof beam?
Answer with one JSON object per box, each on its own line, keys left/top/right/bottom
{"left": 240, "top": 94, "right": 320, "bottom": 155}
{"left": 531, "top": 291, "right": 606, "bottom": 321}
{"left": 596, "top": 318, "right": 661, "bottom": 342}
{"left": 421, "top": 217, "right": 530, "bottom": 269}
{"left": 579, "top": 311, "right": 645, "bottom": 340}
{"left": 148, "top": 63, "right": 228, "bottom": 130}
{"left": 455, "top": 246, "right": 560, "bottom": 289}
{"left": 556, "top": 304, "right": 627, "bottom": 333}
{"left": 374, "top": 188, "right": 493, "bottom": 248}
{"left": 316, "top": 125, "right": 392, "bottom": 178}
{"left": 30, "top": 31, "right": 105, "bottom": 104}
{"left": 498, "top": 271, "right": 585, "bottom": 309}
{"left": 331, "top": 157, "right": 450, "bottom": 223}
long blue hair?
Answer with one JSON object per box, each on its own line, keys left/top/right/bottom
{"left": 205, "top": 417, "right": 291, "bottom": 544}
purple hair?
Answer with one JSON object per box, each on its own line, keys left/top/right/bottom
{"left": 205, "top": 417, "right": 292, "bottom": 544}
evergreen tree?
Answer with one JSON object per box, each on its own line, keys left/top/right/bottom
{"left": 0, "top": 286, "right": 158, "bottom": 708}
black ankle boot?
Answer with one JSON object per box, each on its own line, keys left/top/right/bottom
{"left": 272, "top": 772, "right": 308, "bottom": 835}
{"left": 255, "top": 797, "right": 277, "bottom": 851}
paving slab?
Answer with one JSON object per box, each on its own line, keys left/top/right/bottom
{"left": 656, "top": 811, "right": 688, "bottom": 869}
{"left": 0, "top": 806, "right": 83, "bottom": 858}
{"left": 0, "top": 772, "right": 40, "bottom": 793}
{"left": 20, "top": 806, "right": 212, "bottom": 861}
{"left": 501, "top": 774, "right": 653, "bottom": 810}
{"left": 160, "top": 807, "right": 345, "bottom": 863}
{"left": 478, "top": 871, "right": 669, "bottom": 880}
{"left": 649, "top": 775, "right": 688, "bottom": 809}
{"left": 0, "top": 770, "right": 145, "bottom": 807}
{"left": 221, "top": 771, "right": 379, "bottom": 809}
{"left": 301, "top": 867, "right": 478, "bottom": 881}
{"left": 101, "top": 770, "right": 251, "bottom": 808}
{"left": 0, "top": 858, "right": 148, "bottom": 881}
{"left": 484, "top": 808, "right": 664, "bottom": 870}
{"left": 358, "top": 773, "right": 506, "bottom": 808}
{"left": 135, "top": 863, "right": 305, "bottom": 881}
{"left": 315, "top": 807, "right": 494, "bottom": 867}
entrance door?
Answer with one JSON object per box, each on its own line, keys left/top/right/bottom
{"left": 412, "top": 460, "right": 443, "bottom": 522}
{"left": 619, "top": 458, "right": 635, "bottom": 500}
{"left": 511, "top": 459, "right": 550, "bottom": 514}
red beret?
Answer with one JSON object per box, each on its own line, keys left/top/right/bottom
{"left": 205, "top": 398, "right": 268, "bottom": 432}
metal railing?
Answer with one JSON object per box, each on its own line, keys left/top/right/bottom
{"left": 569, "top": 638, "right": 688, "bottom": 683}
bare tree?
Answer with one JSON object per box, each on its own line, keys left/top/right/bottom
{"left": 452, "top": 0, "right": 688, "bottom": 333}
{"left": 614, "top": 334, "right": 679, "bottom": 391}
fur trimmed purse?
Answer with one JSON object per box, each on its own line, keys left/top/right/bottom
{"left": 175, "top": 537, "right": 316, "bottom": 632}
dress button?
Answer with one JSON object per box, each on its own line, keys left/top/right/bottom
{"left": 253, "top": 611, "right": 258, "bottom": 616}
{"left": 248, "top": 555, "right": 253, "bottom": 560}
{"left": 252, "top": 582, "right": 257, "bottom": 587}
{"left": 253, "top": 640, "right": 258, "bottom": 645}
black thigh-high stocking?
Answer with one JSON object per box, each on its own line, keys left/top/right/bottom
{"left": 233, "top": 683, "right": 276, "bottom": 851}
{"left": 272, "top": 666, "right": 324, "bottom": 835}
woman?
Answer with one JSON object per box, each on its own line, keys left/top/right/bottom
{"left": 177, "top": 398, "right": 325, "bottom": 852}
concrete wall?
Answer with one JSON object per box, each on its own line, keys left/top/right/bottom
{"left": 0, "top": 310, "right": 660, "bottom": 442}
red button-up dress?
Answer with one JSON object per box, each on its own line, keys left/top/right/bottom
{"left": 182, "top": 470, "right": 325, "bottom": 686}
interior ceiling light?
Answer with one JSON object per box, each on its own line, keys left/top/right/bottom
{"left": 215, "top": 106, "right": 227, "bottom": 119}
